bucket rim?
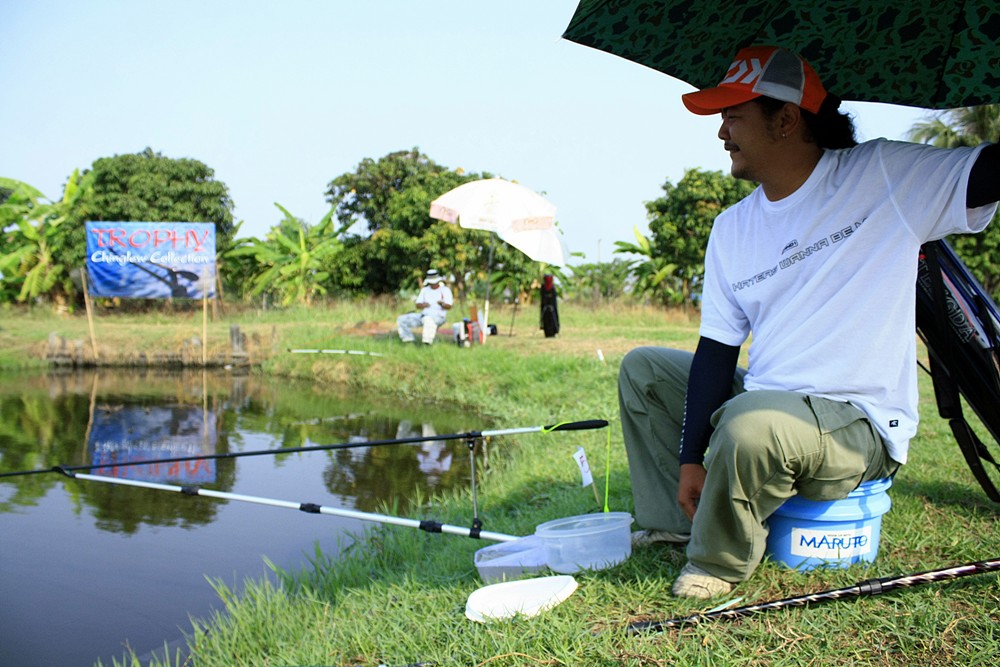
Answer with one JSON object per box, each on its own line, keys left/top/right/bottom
{"left": 535, "top": 511, "right": 633, "bottom": 537}
{"left": 852, "top": 477, "right": 893, "bottom": 495}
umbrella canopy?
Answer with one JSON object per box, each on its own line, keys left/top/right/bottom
{"left": 430, "top": 178, "right": 557, "bottom": 233}
{"left": 430, "top": 178, "right": 566, "bottom": 266}
{"left": 498, "top": 217, "right": 568, "bottom": 268}
{"left": 562, "top": 0, "right": 1000, "bottom": 109}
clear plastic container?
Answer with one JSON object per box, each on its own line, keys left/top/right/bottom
{"left": 535, "top": 512, "right": 633, "bottom": 574}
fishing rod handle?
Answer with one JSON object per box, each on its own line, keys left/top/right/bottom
{"left": 481, "top": 419, "right": 609, "bottom": 438}
{"left": 544, "top": 419, "right": 609, "bottom": 432}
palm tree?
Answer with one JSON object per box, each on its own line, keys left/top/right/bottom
{"left": 908, "top": 106, "right": 1000, "bottom": 148}
{"left": 908, "top": 105, "right": 1000, "bottom": 300}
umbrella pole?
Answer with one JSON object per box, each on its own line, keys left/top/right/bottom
{"left": 484, "top": 234, "right": 495, "bottom": 340}
{"left": 509, "top": 293, "right": 519, "bottom": 336}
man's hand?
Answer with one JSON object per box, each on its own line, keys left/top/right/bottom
{"left": 678, "top": 463, "right": 707, "bottom": 521}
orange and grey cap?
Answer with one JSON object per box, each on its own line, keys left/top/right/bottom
{"left": 682, "top": 46, "right": 827, "bottom": 115}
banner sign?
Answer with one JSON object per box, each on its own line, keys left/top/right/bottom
{"left": 85, "top": 221, "right": 216, "bottom": 299}
{"left": 88, "top": 405, "right": 218, "bottom": 484}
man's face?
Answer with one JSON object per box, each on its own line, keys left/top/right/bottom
{"left": 717, "top": 100, "right": 783, "bottom": 182}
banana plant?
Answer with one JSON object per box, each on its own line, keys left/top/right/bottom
{"left": 614, "top": 226, "right": 681, "bottom": 305}
{"left": 0, "top": 171, "right": 91, "bottom": 304}
{"left": 225, "top": 203, "right": 351, "bottom": 306}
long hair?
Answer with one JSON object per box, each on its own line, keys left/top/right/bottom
{"left": 758, "top": 95, "right": 858, "bottom": 149}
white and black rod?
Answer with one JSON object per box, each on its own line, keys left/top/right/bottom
{"left": 288, "top": 349, "right": 385, "bottom": 357}
{"left": 628, "top": 558, "right": 1000, "bottom": 634}
{"left": 1, "top": 419, "right": 609, "bottom": 479}
{"left": 57, "top": 468, "right": 521, "bottom": 542}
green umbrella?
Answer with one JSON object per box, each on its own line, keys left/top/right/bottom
{"left": 562, "top": 0, "right": 1000, "bottom": 109}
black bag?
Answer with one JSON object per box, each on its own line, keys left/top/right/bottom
{"left": 916, "top": 240, "right": 1000, "bottom": 502}
{"left": 540, "top": 274, "right": 560, "bottom": 338}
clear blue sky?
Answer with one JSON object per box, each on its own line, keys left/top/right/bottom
{"left": 1, "top": 0, "right": 932, "bottom": 264}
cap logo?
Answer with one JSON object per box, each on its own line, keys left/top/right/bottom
{"left": 720, "top": 58, "right": 763, "bottom": 86}
{"left": 681, "top": 46, "right": 827, "bottom": 116}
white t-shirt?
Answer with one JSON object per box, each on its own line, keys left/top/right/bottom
{"left": 415, "top": 283, "right": 453, "bottom": 319}
{"left": 700, "top": 139, "right": 997, "bottom": 464}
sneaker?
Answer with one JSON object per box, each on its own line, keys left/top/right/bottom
{"left": 671, "top": 562, "right": 734, "bottom": 599}
{"left": 631, "top": 529, "right": 690, "bottom": 547}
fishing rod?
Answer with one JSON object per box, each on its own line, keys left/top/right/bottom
{"left": 0, "top": 419, "right": 609, "bottom": 479}
{"left": 628, "top": 557, "right": 1000, "bottom": 634}
{"left": 54, "top": 467, "right": 522, "bottom": 542}
{"left": 288, "top": 348, "right": 385, "bottom": 357}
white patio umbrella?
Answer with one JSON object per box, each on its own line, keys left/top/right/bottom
{"left": 429, "top": 177, "right": 557, "bottom": 235}
{"left": 498, "top": 216, "right": 567, "bottom": 268}
{"left": 430, "top": 178, "right": 565, "bottom": 335}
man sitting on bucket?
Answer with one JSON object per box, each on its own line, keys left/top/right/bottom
{"left": 618, "top": 46, "right": 999, "bottom": 598}
{"left": 397, "top": 269, "right": 453, "bottom": 345}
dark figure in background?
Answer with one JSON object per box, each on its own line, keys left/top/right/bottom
{"left": 541, "top": 274, "right": 559, "bottom": 338}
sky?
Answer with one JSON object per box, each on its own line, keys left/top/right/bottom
{"left": 1, "top": 0, "right": 935, "bottom": 265}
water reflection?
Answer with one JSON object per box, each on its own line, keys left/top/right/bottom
{"left": 1, "top": 369, "right": 475, "bottom": 523}
{"left": 0, "top": 368, "right": 478, "bottom": 667}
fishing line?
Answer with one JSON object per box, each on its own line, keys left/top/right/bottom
{"left": 603, "top": 424, "right": 612, "bottom": 513}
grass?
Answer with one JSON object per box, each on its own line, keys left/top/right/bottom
{"left": 6, "top": 300, "right": 998, "bottom": 666}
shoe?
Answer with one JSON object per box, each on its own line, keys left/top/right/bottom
{"left": 631, "top": 529, "right": 690, "bottom": 547}
{"left": 671, "top": 562, "right": 734, "bottom": 599}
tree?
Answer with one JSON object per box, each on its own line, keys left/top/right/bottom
{"left": 908, "top": 105, "right": 1000, "bottom": 300}
{"left": 323, "top": 148, "right": 543, "bottom": 299}
{"left": 62, "top": 148, "right": 237, "bottom": 285}
{"left": 0, "top": 171, "right": 92, "bottom": 305}
{"left": 224, "top": 204, "right": 350, "bottom": 306}
{"left": 72, "top": 147, "right": 235, "bottom": 234}
{"left": 626, "top": 168, "right": 755, "bottom": 307}
{"left": 326, "top": 148, "right": 451, "bottom": 237}
{"left": 324, "top": 149, "right": 465, "bottom": 294}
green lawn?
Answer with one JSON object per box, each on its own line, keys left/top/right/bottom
{"left": 7, "top": 301, "right": 996, "bottom": 666}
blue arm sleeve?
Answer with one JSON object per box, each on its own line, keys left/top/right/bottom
{"left": 968, "top": 143, "right": 999, "bottom": 209}
{"left": 678, "top": 336, "right": 741, "bottom": 466}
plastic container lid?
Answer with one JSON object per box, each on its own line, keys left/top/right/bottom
{"left": 465, "top": 575, "right": 578, "bottom": 623}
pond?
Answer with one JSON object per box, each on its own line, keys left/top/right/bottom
{"left": 0, "top": 368, "right": 485, "bottom": 667}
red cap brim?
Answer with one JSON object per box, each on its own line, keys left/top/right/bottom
{"left": 682, "top": 86, "right": 762, "bottom": 115}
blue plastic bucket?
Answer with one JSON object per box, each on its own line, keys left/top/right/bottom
{"left": 765, "top": 478, "right": 892, "bottom": 571}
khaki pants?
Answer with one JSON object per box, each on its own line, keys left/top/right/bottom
{"left": 618, "top": 347, "right": 899, "bottom": 582}
{"left": 397, "top": 311, "right": 446, "bottom": 344}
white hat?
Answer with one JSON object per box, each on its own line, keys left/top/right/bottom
{"left": 423, "top": 269, "right": 444, "bottom": 285}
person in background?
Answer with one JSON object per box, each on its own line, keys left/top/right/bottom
{"left": 618, "top": 45, "right": 999, "bottom": 599}
{"left": 397, "top": 268, "right": 453, "bottom": 345}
